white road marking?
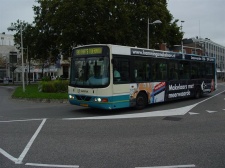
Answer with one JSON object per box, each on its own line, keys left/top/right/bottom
{"left": 63, "top": 90, "right": 225, "bottom": 120}
{"left": 15, "top": 119, "right": 47, "bottom": 164}
{"left": 63, "top": 104, "right": 198, "bottom": 120}
{"left": 135, "top": 164, "right": 196, "bottom": 168}
{"left": 25, "top": 163, "right": 79, "bottom": 167}
{"left": 188, "top": 112, "right": 199, "bottom": 115}
{"left": 206, "top": 110, "right": 217, "bottom": 113}
{"left": 0, "top": 148, "right": 18, "bottom": 162}
{"left": 197, "top": 90, "right": 225, "bottom": 104}
{"left": 0, "top": 119, "right": 44, "bottom": 123}
{"left": 0, "top": 119, "right": 47, "bottom": 164}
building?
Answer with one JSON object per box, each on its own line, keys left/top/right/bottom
{"left": 0, "top": 33, "right": 68, "bottom": 83}
{"left": 0, "top": 33, "right": 16, "bottom": 82}
{"left": 171, "top": 37, "right": 225, "bottom": 79}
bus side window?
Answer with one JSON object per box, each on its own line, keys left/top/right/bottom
{"left": 134, "top": 58, "right": 148, "bottom": 82}
{"left": 152, "top": 60, "right": 167, "bottom": 81}
{"left": 205, "top": 63, "right": 214, "bottom": 79}
{"left": 169, "top": 68, "right": 178, "bottom": 80}
{"left": 120, "top": 61, "right": 130, "bottom": 82}
{"left": 179, "top": 61, "right": 190, "bottom": 80}
{"left": 113, "top": 57, "right": 130, "bottom": 83}
{"left": 168, "top": 61, "right": 179, "bottom": 80}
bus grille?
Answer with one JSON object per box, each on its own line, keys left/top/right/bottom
{"left": 76, "top": 95, "right": 92, "bottom": 101}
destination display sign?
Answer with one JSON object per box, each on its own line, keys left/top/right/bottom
{"left": 75, "top": 47, "right": 103, "bottom": 55}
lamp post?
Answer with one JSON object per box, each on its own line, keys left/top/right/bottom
{"left": 1, "top": 37, "right": 4, "bottom": 45}
{"left": 147, "top": 18, "right": 162, "bottom": 49}
{"left": 23, "top": 46, "right": 29, "bottom": 85}
{"left": 8, "top": 23, "right": 25, "bottom": 92}
{"left": 180, "top": 20, "right": 185, "bottom": 59}
{"left": 3, "top": 56, "right": 8, "bottom": 77}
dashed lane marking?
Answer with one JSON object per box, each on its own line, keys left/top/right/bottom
{"left": 135, "top": 164, "right": 196, "bottom": 168}
{"left": 25, "top": 163, "right": 79, "bottom": 167}
{"left": 206, "top": 110, "right": 217, "bottom": 113}
{"left": 188, "top": 112, "right": 199, "bottom": 115}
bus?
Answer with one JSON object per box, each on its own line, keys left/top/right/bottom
{"left": 68, "top": 44, "right": 216, "bottom": 110}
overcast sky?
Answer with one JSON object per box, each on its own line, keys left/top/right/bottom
{"left": 167, "top": 0, "right": 225, "bottom": 46}
{"left": 1, "top": 0, "right": 224, "bottom": 46}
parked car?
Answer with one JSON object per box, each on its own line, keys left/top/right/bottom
{"left": 51, "top": 76, "right": 56, "bottom": 80}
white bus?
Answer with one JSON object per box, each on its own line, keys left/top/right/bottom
{"left": 68, "top": 44, "right": 216, "bottom": 110}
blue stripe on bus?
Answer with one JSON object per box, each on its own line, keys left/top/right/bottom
{"left": 69, "top": 94, "right": 130, "bottom": 110}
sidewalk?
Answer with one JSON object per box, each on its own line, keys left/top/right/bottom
{"left": 217, "top": 79, "right": 225, "bottom": 83}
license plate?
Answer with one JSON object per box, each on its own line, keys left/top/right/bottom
{"left": 80, "top": 104, "right": 88, "bottom": 107}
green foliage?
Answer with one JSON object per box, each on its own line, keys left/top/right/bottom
{"left": 12, "top": 0, "right": 183, "bottom": 62}
{"left": 12, "top": 84, "right": 68, "bottom": 99}
{"left": 39, "top": 80, "right": 69, "bottom": 93}
{"left": 41, "top": 76, "right": 51, "bottom": 81}
{"left": 53, "top": 80, "right": 68, "bottom": 92}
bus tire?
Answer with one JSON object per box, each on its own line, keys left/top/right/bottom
{"left": 195, "top": 87, "right": 202, "bottom": 99}
{"left": 135, "top": 92, "right": 148, "bottom": 110}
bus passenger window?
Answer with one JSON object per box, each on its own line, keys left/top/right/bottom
{"left": 179, "top": 61, "right": 190, "bottom": 80}
{"left": 113, "top": 57, "right": 130, "bottom": 83}
{"left": 134, "top": 59, "right": 148, "bottom": 82}
{"left": 113, "top": 62, "right": 121, "bottom": 82}
{"left": 152, "top": 60, "right": 167, "bottom": 81}
{"left": 170, "top": 68, "right": 178, "bottom": 80}
{"left": 114, "top": 68, "right": 121, "bottom": 81}
{"left": 168, "top": 61, "right": 179, "bottom": 80}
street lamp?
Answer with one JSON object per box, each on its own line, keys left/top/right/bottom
{"left": 1, "top": 37, "right": 4, "bottom": 45}
{"left": 7, "top": 23, "right": 25, "bottom": 92}
{"left": 3, "top": 56, "right": 8, "bottom": 77}
{"left": 180, "top": 20, "right": 185, "bottom": 59}
{"left": 147, "top": 18, "right": 162, "bottom": 49}
{"left": 23, "top": 47, "right": 29, "bottom": 85}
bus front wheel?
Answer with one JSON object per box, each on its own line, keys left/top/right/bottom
{"left": 136, "top": 92, "right": 148, "bottom": 110}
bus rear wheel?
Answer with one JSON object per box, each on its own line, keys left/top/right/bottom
{"left": 195, "top": 87, "right": 202, "bottom": 99}
{"left": 136, "top": 92, "right": 148, "bottom": 110}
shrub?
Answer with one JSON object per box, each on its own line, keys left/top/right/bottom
{"left": 39, "top": 80, "right": 69, "bottom": 93}
{"left": 42, "top": 76, "right": 51, "bottom": 81}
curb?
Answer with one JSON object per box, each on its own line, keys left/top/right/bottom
{"left": 12, "top": 98, "right": 69, "bottom": 104}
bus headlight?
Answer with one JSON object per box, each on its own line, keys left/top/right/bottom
{"left": 94, "top": 97, "right": 108, "bottom": 102}
{"left": 69, "top": 95, "right": 75, "bottom": 99}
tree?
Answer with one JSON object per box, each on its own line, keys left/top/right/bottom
{"left": 12, "top": 0, "right": 183, "bottom": 64}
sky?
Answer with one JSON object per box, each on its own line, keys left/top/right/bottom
{"left": 0, "top": 0, "right": 36, "bottom": 34}
{"left": 167, "top": 0, "right": 225, "bottom": 46}
{"left": 0, "top": 0, "right": 225, "bottom": 46}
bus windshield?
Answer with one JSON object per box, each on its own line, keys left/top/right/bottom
{"left": 70, "top": 56, "right": 110, "bottom": 88}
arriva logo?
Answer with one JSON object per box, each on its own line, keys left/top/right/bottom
{"left": 81, "top": 90, "right": 88, "bottom": 93}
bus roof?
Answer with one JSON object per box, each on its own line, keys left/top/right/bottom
{"left": 74, "top": 44, "right": 215, "bottom": 62}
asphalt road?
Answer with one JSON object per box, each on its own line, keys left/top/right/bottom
{"left": 0, "top": 83, "right": 225, "bottom": 168}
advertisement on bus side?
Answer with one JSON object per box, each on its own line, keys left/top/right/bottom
{"left": 129, "top": 82, "right": 166, "bottom": 104}
{"left": 129, "top": 79, "right": 214, "bottom": 104}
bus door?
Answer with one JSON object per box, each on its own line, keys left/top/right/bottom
{"left": 112, "top": 56, "right": 131, "bottom": 108}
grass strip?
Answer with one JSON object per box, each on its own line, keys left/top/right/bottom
{"left": 12, "top": 84, "right": 68, "bottom": 99}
